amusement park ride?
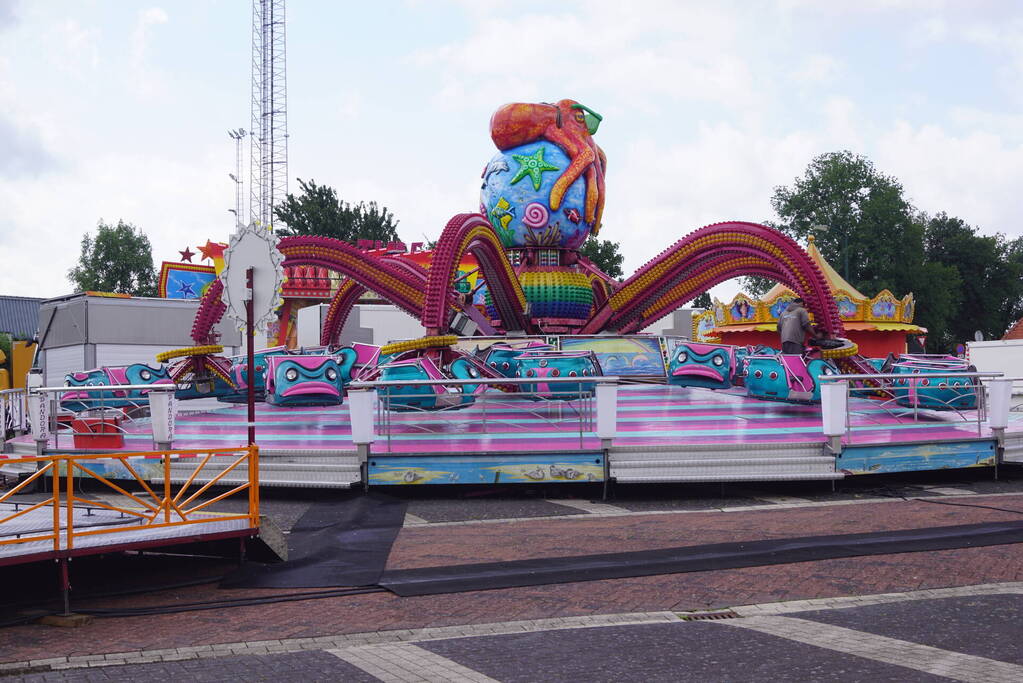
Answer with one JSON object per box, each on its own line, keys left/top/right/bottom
{"left": 38, "top": 98, "right": 1012, "bottom": 487}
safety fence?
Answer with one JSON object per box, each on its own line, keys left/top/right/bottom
{"left": 0, "top": 446, "right": 259, "bottom": 557}
{"left": 819, "top": 372, "right": 1009, "bottom": 444}
{"left": 0, "top": 388, "right": 28, "bottom": 447}
{"left": 347, "top": 377, "right": 620, "bottom": 452}
{"left": 23, "top": 384, "right": 177, "bottom": 452}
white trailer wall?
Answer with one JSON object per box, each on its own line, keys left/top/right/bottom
{"left": 297, "top": 303, "right": 425, "bottom": 347}
{"left": 967, "top": 339, "right": 1023, "bottom": 392}
{"left": 42, "top": 346, "right": 85, "bottom": 386}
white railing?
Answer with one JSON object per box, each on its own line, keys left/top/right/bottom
{"left": 26, "top": 385, "right": 178, "bottom": 453}
{"left": 818, "top": 371, "right": 1005, "bottom": 445}
{"left": 347, "top": 376, "right": 620, "bottom": 452}
{"left": 1, "top": 388, "right": 29, "bottom": 448}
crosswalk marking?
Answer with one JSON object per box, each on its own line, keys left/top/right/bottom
{"left": 720, "top": 615, "right": 1023, "bottom": 683}
{"left": 328, "top": 643, "right": 498, "bottom": 683}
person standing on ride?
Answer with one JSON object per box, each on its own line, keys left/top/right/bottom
{"left": 777, "top": 298, "right": 816, "bottom": 354}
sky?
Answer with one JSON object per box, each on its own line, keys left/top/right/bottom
{"left": 1, "top": 0, "right": 1022, "bottom": 301}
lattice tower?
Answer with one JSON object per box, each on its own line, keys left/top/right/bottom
{"left": 249, "top": 0, "right": 288, "bottom": 229}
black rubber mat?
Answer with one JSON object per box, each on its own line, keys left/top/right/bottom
{"left": 379, "top": 519, "right": 1023, "bottom": 596}
{"left": 222, "top": 493, "right": 407, "bottom": 588}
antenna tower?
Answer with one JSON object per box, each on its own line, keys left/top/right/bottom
{"left": 228, "top": 128, "right": 246, "bottom": 225}
{"left": 249, "top": 0, "right": 288, "bottom": 229}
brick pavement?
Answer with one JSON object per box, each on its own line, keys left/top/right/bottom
{"left": 6, "top": 587, "right": 1023, "bottom": 681}
{"left": 1, "top": 494, "right": 1021, "bottom": 666}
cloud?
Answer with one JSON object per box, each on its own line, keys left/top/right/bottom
{"left": 876, "top": 121, "right": 1023, "bottom": 235}
{"left": 792, "top": 54, "right": 841, "bottom": 85}
{"left": 0, "top": 115, "right": 59, "bottom": 179}
{"left": 129, "top": 7, "right": 168, "bottom": 94}
{"left": 51, "top": 18, "right": 100, "bottom": 74}
{"left": 0, "top": 0, "right": 16, "bottom": 30}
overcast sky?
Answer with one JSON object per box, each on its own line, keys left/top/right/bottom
{"left": 1, "top": 0, "right": 1021, "bottom": 301}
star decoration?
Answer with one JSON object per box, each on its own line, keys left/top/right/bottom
{"left": 510, "top": 146, "right": 560, "bottom": 191}
{"left": 179, "top": 247, "right": 195, "bottom": 262}
{"left": 198, "top": 240, "right": 227, "bottom": 262}
{"left": 176, "top": 281, "right": 197, "bottom": 298}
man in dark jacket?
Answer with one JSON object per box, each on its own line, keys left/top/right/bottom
{"left": 777, "top": 298, "right": 816, "bottom": 354}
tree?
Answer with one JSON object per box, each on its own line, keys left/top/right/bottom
{"left": 922, "top": 212, "right": 1023, "bottom": 349}
{"left": 579, "top": 236, "right": 624, "bottom": 279}
{"left": 692, "top": 292, "right": 712, "bottom": 309}
{"left": 770, "top": 151, "right": 920, "bottom": 295}
{"left": 763, "top": 151, "right": 967, "bottom": 351}
{"left": 273, "top": 178, "right": 400, "bottom": 244}
{"left": 68, "top": 220, "right": 157, "bottom": 296}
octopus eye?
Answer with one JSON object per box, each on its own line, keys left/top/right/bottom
{"left": 939, "top": 382, "right": 948, "bottom": 390}
{"left": 754, "top": 370, "right": 763, "bottom": 379}
{"left": 140, "top": 369, "right": 152, "bottom": 381}
{"left": 285, "top": 368, "right": 299, "bottom": 382}
{"left": 712, "top": 356, "right": 724, "bottom": 367}
{"left": 502, "top": 362, "right": 509, "bottom": 370}
{"left": 769, "top": 371, "right": 778, "bottom": 380}
{"left": 921, "top": 378, "right": 930, "bottom": 386}
{"left": 490, "top": 362, "right": 497, "bottom": 367}
{"left": 526, "top": 369, "right": 535, "bottom": 377}
{"left": 539, "top": 359, "right": 548, "bottom": 367}
{"left": 569, "top": 371, "right": 578, "bottom": 377}
{"left": 676, "top": 351, "right": 688, "bottom": 363}
{"left": 552, "top": 369, "right": 561, "bottom": 377}
{"left": 325, "top": 367, "right": 338, "bottom": 381}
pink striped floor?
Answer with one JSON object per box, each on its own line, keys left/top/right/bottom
{"left": 14, "top": 385, "right": 1017, "bottom": 454}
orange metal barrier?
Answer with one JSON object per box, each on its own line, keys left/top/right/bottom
{"left": 0, "top": 446, "right": 259, "bottom": 555}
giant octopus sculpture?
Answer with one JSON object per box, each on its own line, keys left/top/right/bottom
{"left": 179, "top": 98, "right": 857, "bottom": 381}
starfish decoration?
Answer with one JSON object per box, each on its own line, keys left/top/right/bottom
{"left": 197, "top": 240, "right": 227, "bottom": 262}
{"left": 510, "top": 146, "right": 559, "bottom": 191}
{"left": 179, "top": 247, "right": 195, "bottom": 262}
{"left": 176, "top": 281, "right": 197, "bottom": 298}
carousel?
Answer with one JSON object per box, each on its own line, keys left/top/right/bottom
{"left": 693, "top": 236, "right": 926, "bottom": 357}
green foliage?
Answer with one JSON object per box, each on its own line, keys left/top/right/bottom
{"left": 67, "top": 220, "right": 157, "bottom": 296}
{"left": 579, "top": 236, "right": 624, "bottom": 279}
{"left": 921, "top": 212, "right": 1023, "bottom": 349}
{"left": 0, "top": 333, "right": 11, "bottom": 363}
{"left": 692, "top": 292, "right": 712, "bottom": 309}
{"left": 273, "top": 178, "right": 400, "bottom": 244}
{"left": 764, "top": 151, "right": 1023, "bottom": 352}
{"left": 770, "top": 151, "right": 917, "bottom": 291}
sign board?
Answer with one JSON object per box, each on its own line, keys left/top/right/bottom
{"left": 220, "top": 222, "right": 285, "bottom": 334}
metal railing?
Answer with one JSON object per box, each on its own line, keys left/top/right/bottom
{"left": 1, "top": 388, "right": 28, "bottom": 448}
{"left": 0, "top": 446, "right": 259, "bottom": 555}
{"left": 28, "top": 384, "right": 177, "bottom": 451}
{"left": 818, "top": 371, "right": 1003, "bottom": 443}
{"left": 348, "top": 376, "right": 620, "bottom": 451}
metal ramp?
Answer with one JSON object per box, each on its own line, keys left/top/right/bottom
{"left": 609, "top": 442, "right": 842, "bottom": 483}
{"left": 165, "top": 448, "right": 362, "bottom": 489}
{"left": 1002, "top": 433, "right": 1023, "bottom": 464}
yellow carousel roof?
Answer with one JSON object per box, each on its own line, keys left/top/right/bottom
{"left": 691, "top": 235, "right": 921, "bottom": 342}
{"left": 761, "top": 236, "right": 868, "bottom": 301}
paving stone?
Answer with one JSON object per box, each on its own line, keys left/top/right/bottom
{"left": 421, "top": 621, "right": 949, "bottom": 682}
{"left": 22, "top": 651, "right": 378, "bottom": 682}
{"left": 790, "top": 594, "right": 1023, "bottom": 664}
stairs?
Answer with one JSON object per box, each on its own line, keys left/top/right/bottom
{"left": 1001, "top": 433, "right": 1023, "bottom": 464}
{"left": 609, "top": 442, "right": 842, "bottom": 483}
{"left": 165, "top": 448, "right": 362, "bottom": 489}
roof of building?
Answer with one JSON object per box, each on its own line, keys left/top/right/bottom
{"left": 1003, "top": 317, "right": 1023, "bottom": 340}
{"left": 0, "top": 295, "right": 44, "bottom": 339}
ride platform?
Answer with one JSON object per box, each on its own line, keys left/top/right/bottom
{"left": 7, "top": 386, "right": 1018, "bottom": 488}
